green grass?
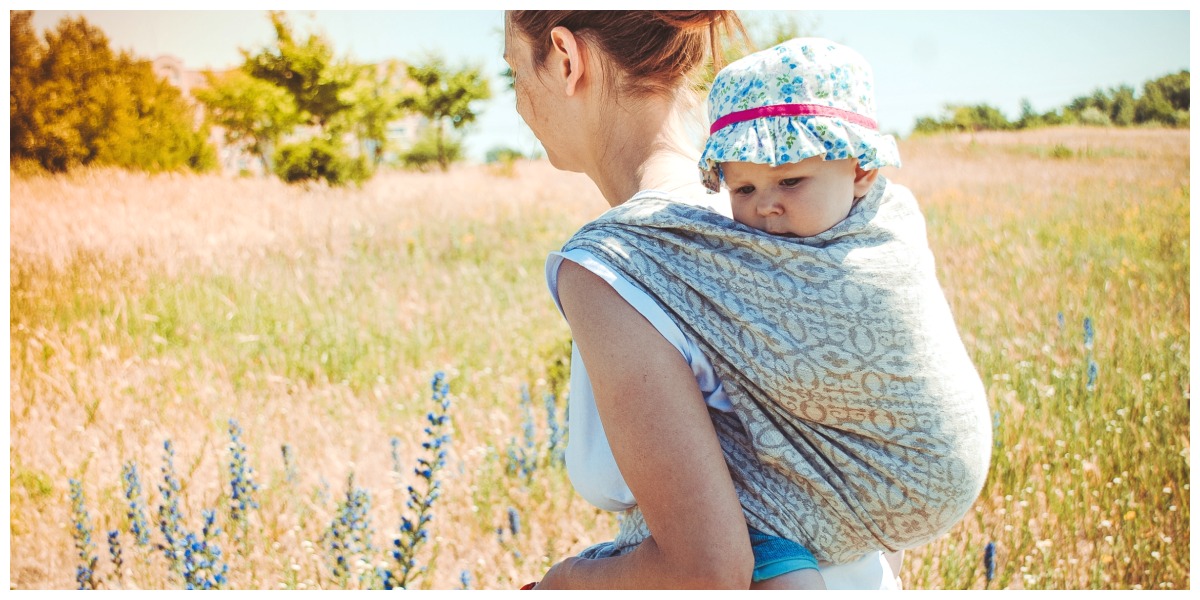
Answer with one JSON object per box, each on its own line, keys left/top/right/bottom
{"left": 8, "top": 128, "right": 1190, "bottom": 589}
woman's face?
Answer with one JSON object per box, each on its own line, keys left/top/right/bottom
{"left": 503, "top": 17, "right": 579, "bottom": 171}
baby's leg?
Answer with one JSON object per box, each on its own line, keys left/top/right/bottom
{"left": 747, "top": 527, "right": 825, "bottom": 589}
{"left": 750, "top": 568, "right": 826, "bottom": 590}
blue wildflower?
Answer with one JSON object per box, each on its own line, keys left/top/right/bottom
{"left": 121, "top": 461, "right": 151, "bottom": 546}
{"left": 157, "top": 440, "right": 188, "bottom": 576}
{"left": 508, "top": 507, "right": 521, "bottom": 537}
{"left": 178, "top": 510, "right": 229, "bottom": 590}
{"left": 984, "top": 541, "right": 996, "bottom": 585}
{"left": 108, "top": 530, "right": 123, "bottom": 576}
{"left": 326, "top": 473, "right": 374, "bottom": 583}
{"left": 180, "top": 541, "right": 226, "bottom": 589}
{"left": 1083, "top": 317, "right": 1094, "bottom": 350}
{"left": 386, "top": 372, "right": 453, "bottom": 590}
{"left": 1087, "top": 358, "right": 1099, "bottom": 393}
{"left": 507, "top": 386, "right": 538, "bottom": 480}
{"left": 227, "top": 419, "right": 259, "bottom": 534}
{"left": 69, "top": 479, "right": 99, "bottom": 590}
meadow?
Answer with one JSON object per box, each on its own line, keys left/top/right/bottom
{"left": 8, "top": 126, "right": 1190, "bottom": 589}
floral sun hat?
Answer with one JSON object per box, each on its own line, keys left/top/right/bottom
{"left": 699, "top": 37, "right": 901, "bottom": 193}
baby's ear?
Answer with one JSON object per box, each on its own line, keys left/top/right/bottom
{"left": 853, "top": 165, "right": 880, "bottom": 197}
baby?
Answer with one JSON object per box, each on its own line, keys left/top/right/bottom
{"left": 694, "top": 37, "right": 985, "bottom": 589}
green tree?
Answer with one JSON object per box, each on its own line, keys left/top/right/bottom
{"left": 398, "top": 55, "right": 491, "bottom": 171}
{"left": 399, "top": 127, "right": 463, "bottom": 172}
{"left": 1109, "top": 85, "right": 1136, "bottom": 126}
{"left": 1144, "top": 70, "right": 1189, "bottom": 111}
{"left": 958, "top": 104, "right": 1011, "bottom": 131}
{"left": 1016, "top": 98, "right": 1040, "bottom": 129}
{"left": 194, "top": 69, "right": 303, "bottom": 172}
{"left": 238, "top": 11, "right": 378, "bottom": 185}
{"left": 911, "top": 103, "right": 1012, "bottom": 134}
{"left": 1136, "top": 70, "right": 1188, "bottom": 126}
{"left": 336, "top": 59, "right": 406, "bottom": 168}
{"left": 241, "top": 11, "right": 356, "bottom": 133}
{"left": 1134, "top": 84, "right": 1178, "bottom": 125}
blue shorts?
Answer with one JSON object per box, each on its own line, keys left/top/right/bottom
{"left": 748, "top": 527, "right": 819, "bottom": 582}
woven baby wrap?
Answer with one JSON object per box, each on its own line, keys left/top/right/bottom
{"left": 564, "top": 177, "right": 991, "bottom": 564}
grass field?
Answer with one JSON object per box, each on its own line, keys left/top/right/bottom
{"left": 8, "top": 126, "right": 1190, "bottom": 589}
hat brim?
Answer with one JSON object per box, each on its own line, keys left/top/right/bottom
{"left": 699, "top": 115, "right": 901, "bottom": 193}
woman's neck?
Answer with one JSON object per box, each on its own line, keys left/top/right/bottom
{"left": 584, "top": 93, "right": 710, "bottom": 207}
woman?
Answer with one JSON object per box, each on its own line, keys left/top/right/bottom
{"left": 504, "top": 11, "right": 905, "bottom": 589}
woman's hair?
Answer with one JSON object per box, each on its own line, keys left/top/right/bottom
{"left": 508, "top": 10, "right": 747, "bottom": 98}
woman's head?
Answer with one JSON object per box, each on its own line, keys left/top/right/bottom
{"left": 506, "top": 11, "right": 741, "bottom": 98}
{"left": 504, "top": 11, "right": 744, "bottom": 172}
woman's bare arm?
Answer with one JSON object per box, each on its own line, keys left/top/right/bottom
{"left": 535, "top": 260, "right": 753, "bottom": 589}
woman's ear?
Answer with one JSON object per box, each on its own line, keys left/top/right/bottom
{"left": 549, "top": 26, "right": 585, "bottom": 96}
{"left": 853, "top": 165, "right": 880, "bottom": 197}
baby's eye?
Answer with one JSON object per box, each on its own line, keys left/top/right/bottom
{"left": 732, "top": 184, "right": 755, "bottom": 195}
{"left": 779, "top": 177, "right": 802, "bottom": 188}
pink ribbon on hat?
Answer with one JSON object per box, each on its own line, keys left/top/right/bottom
{"left": 710, "top": 103, "right": 878, "bottom": 135}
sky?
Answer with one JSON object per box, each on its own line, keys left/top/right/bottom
{"left": 22, "top": 5, "right": 1193, "bottom": 163}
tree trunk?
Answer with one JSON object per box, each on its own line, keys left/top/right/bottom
{"left": 436, "top": 121, "right": 447, "bottom": 172}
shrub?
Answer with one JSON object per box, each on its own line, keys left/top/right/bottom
{"left": 273, "top": 138, "right": 370, "bottom": 186}
{"left": 399, "top": 129, "right": 462, "bottom": 172}
{"left": 1078, "top": 106, "right": 1111, "bottom": 127}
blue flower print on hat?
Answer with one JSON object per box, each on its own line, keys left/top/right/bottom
{"left": 699, "top": 37, "right": 902, "bottom": 193}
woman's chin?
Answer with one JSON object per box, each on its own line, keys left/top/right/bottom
{"left": 545, "top": 153, "right": 584, "bottom": 174}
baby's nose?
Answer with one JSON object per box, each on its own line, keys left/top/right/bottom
{"left": 757, "top": 196, "right": 784, "bottom": 217}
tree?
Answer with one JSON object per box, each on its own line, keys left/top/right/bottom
{"left": 1109, "top": 85, "right": 1136, "bottom": 126}
{"left": 194, "top": 69, "right": 303, "bottom": 172}
{"left": 10, "top": 11, "right": 42, "bottom": 161}
{"left": 10, "top": 12, "right": 213, "bottom": 173}
{"left": 241, "top": 11, "right": 356, "bottom": 134}
{"left": 336, "top": 59, "right": 407, "bottom": 167}
{"left": 399, "top": 127, "right": 463, "bottom": 172}
{"left": 1137, "top": 70, "right": 1189, "bottom": 126}
{"left": 1144, "top": 70, "right": 1189, "bottom": 111}
{"left": 1016, "top": 98, "right": 1040, "bottom": 129}
{"left": 398, "top": 55, "right": 491, "bottom": 171}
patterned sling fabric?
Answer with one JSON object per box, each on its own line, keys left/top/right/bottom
{"left": 564, "top": 177, "right": 992, "bottom": 564}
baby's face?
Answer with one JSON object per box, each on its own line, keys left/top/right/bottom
{"left": 722, "top": 157, "right": 876, "bottom": 237}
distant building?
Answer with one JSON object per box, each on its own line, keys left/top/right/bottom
{"left": 152, "top": 55, "right": 207, "bottom": 99}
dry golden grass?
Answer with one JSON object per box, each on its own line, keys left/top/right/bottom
{"left": 8, "top": 127, "right": 1190, "bottom": 589}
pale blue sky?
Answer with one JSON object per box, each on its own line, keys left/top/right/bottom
{"left": 25, "top": 8, "right": 1192, "bottom": 162}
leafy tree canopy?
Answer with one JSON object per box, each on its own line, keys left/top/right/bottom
{"left": 10, "top": 11, "right": 215, "bottom": 173}
{"left": 194, "top": 69, "right": 304, "bottom": 173}
{"left": 398, "top": 55, "right": 491, "bottom": 171}
{"left": 241, "top": 11, "right": 356, "bottom": 131}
